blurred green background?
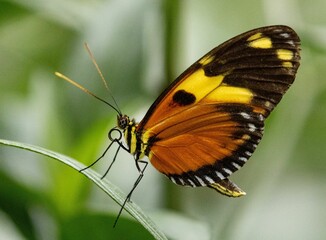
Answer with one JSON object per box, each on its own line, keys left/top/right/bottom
{"left": 1, "top": 0, "right": 326, "bottom": 239}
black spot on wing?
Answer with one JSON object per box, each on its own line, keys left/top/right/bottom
{"left": 172, "top": 90, "right": 196, "bottom": 106}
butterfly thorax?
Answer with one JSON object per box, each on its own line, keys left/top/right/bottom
{"left": 117, "top": 114, "right": 147, "bottom": 160}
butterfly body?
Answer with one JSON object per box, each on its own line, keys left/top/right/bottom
{"left": 117, "top": 25, "right": 300, "bottom": 197}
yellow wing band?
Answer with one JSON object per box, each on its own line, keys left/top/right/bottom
{"left": 247, "top": 33, "right": 272, "bottom": 49}
{"left": 174, "top": 68, "right": 253, "bottom": 105}
{"left": 174, "top": 68, "right": 225, "bottom": 103}
{"left": 205, "top": 85, "right": 253, "bottom": 104}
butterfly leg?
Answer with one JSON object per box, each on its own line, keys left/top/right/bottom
{"left": 101, "top": 144, "right": 121, "bottom": 179}
{"left": 80, "top": 128, "right": 129, "bottom": 176}
{"left": 113, "top": 160, "right": 148, "bottom": 227}
{"left": 128, "top": 159, "right": 148, "bottom": 202}
{"left": 79, "top": 139, "right": 117, "bottom": 172}
{"left": 98, "top": 137, "right": 130, "bottom": 179}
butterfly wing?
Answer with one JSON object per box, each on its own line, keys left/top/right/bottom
{"left": 136, "top": 25, "right": 300, "bottom": 196}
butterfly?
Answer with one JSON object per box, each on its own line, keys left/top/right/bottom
{"left": 56, "top": 24, "right": 300, "bottom": 213}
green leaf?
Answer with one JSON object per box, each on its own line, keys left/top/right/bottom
{"left": 0, "top": 138, "right": 167, "bottom": 240}
{"left": 0, "top": 170, "right": 40, "bottom": 240}
{"left": 60, "top": 212, "right": 154, "bottom": 240}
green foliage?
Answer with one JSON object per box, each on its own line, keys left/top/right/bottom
{"left": 60, "top": 213, "right": 154, "bottom": 240}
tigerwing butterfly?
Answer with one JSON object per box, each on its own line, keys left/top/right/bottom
{"left": 56, "top": 25, "right": 300, "bottom": 200}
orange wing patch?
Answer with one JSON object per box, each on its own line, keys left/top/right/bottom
{"left": 146, "top": 104, "right": 264, "bottom": 186}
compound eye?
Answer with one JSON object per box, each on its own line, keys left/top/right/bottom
{"left": 117, "top": 115, "right": 129, "bottom": 129}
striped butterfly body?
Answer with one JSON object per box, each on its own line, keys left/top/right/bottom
{"left": 117, "top": 25, "right": 300, "bottom": 197}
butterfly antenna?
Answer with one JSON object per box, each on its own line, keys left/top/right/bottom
{"left": 55, "top": 72, "right": 121, "bottom": 115}
{"left": 84, "top": 43, "right": 122, "bottom": 114}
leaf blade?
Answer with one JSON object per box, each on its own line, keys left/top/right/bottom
{"left": 0, "top": 138, "right": 167, "bottom": 240}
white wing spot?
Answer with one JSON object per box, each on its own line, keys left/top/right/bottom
{"left": 273, "top": 28, "right": 283, "bottom": 33}
{"left": 245, "top": 151, "right": 252, "bottom": 157}
{"left": 240, "top": 112, "right": 251, "bottom": 119}
{"left": 287, "top": 40, "right": 295, "bottom": 46}
{"left": 223, "top": 168, "right": 233, "bottom": 175}
{"left": 239, "top": 157, "right": 248, "bottom": 162}
{"left": 170, "top": 176, "right": 177, "bottom": 184}
{"left": 205, "top": 175, "right": 215, "bottom": 184}
{"left": 216, "top": 171, "right": 225, "bottom": 179}
{"left": 187, "top": 179, "right": 196, "bottom": 187}
{"left": 195, "top": 175, "right": 206, "bottom": 186}
{"left": 179, "top": 178, "right": 185, "bottom": 185}
{"left": 280, "top": 33, "right": 290, "bottom": 38}
{"left": 232, "top": 162, "right": 241, "bottom": 170}
{"left": 248, "top": 123, "right": 256, "bottom": 132}
{"left": 258, "top": 114, "right": 264, "bottom": 121}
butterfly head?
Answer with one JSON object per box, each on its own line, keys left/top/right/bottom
{"left": 117, "top": 114, "right": 129, "bottom": 130}
{"left": 117, "top": 114, "right": 139, "bottom": 156}
{"left": 117, "top": 114, "right": 135, "bottom": 130}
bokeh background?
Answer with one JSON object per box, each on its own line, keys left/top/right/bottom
{"left": 1, "top": 0, "right": 326, "bottom": 239}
